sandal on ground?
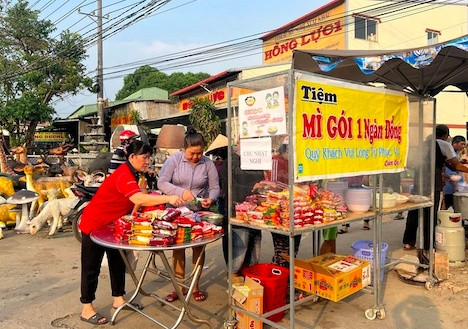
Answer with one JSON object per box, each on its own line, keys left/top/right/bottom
{"left": 394, "top": 214, "right": 405, "bottom": 220}
{"left": 192, "top": 291, "right": 206, "bottom": 302}
{"left": 165, "top": 290, "right": 187, "bottom": 303}
{"left": 80, "top": 313, "right": 108, "bottom": 325}
{"left": 113, "top": 302, "right": 143, "bottom": 310}
{"left": 362, "top": 225, "right": 370, "bottom": 230}
{"left": 337, "top": 229, "right": 348, "bottom": 234}
{"left": 403, "top": 244, "right": 415, "bottom": 251}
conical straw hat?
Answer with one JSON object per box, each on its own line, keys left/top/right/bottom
{"left": 205, "top": 134, "right": 228, "bottom": 155}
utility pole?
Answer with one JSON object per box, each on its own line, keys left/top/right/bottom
{"left": 79, "top": 0, "right": 106, "bottom": 131}
{"left": 96, "top": 0, "right": 104, "bottom": 129}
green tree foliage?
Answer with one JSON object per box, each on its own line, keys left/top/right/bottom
{"left": 188, "top": 97, "right": 220, "bottom": 147}
{"left": 0, "top": 0, "right": 93, "bottom": 147}
{"left": 115, "top": 65, "right": 210, "bottom": 100}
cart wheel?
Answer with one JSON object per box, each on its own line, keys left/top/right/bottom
{"left": 377, "top": 308, "right": 386, "bottom": 320}
{"left": 223, "top": 320, "right": 237, "bottom": 329}
{"left": 425, "top": 280, "right": 435, "bottom": 290}
{"left": 365, "top": 308, "right": 377, "bottom": 320}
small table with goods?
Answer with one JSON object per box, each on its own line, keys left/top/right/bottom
{"left": 90, "top": 226, "right": 222, "bottom": 328}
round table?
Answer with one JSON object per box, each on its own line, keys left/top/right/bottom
{"left": 91, "top": 226, "right": 222, "bottom": 328}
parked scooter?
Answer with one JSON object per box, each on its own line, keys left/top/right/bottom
{"left": 68, "top": 185, "right": 99, "bottom": 242}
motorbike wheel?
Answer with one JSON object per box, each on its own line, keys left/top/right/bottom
{"left": 72, "top": 213, "right": 83, "bottom": 243}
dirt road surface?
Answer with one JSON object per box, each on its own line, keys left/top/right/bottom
{"left": 0, "top": 216, "right": 466, "bottom": 329}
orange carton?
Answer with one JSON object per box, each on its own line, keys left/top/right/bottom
{"left": 232, "top": 276, "right": 264, "bottom": 329}
{"left": 281, "top": 253, "right": 343, "bottom": 294}
{"left": 312, "top": 254, "right": 371, "bottom": 302}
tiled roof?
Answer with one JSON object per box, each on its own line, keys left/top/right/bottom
{"left": 260, "top": 0, "right": 344, "bottom": 40}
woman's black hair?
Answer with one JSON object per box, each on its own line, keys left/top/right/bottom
{"left": 125, "top": 140, "right": 153, "bottom": 159}
{"left": 184, "top": 127, "right": 205, "bottom": 149}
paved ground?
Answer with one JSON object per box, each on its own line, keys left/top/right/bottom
{"left": 0, "top": 215, "right": 466, "bottom": 329}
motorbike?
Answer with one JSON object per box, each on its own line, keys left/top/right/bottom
{"left": 68, "top": 184, "right": 99, "bottom": 242}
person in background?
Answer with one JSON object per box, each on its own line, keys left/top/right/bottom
{"left": 79, "top": 141, "right": 183, "bottom": 325}
{"left": 443, "top": 135, "right": 466, "bottom": 209}
{"left": 108, "top": 130, "right": 139, "bottom": 174}
{"left": 221, "top": 146, "right": 264, "bottom": 276}
{"left": 264, "top": 138, "right": 302, "bottom": 268}
{"left": 403, "top": 125, "right": 468, "bottom": 251}
{"left": 158, "top": 128, "right": 220, "bottom": 302}
{"left": 206, "top": 143, "right": 227, "bottom": 216}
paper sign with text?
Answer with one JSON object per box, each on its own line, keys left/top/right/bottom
{"left": 293, "top": 73, "right": 409, "bottom": 182}
{"left": 240, "top": 137, "right": 272, "bottom": 170}
{"left": 238, "top": 86, "right": 287, "bottom": 138}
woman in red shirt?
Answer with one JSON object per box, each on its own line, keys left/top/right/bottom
{"left": 79, "top": 141, "right": 183, "bottom": 325}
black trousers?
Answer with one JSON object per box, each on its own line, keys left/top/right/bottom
{"left": 80, "top": 233, "right": 126, "bottom": 304}
{"left": 271, "top": 233, "right": 302, "bottom": 268}
{"left": 403, "top": 191, "right": 441, "bottom": 251}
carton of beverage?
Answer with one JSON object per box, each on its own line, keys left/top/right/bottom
{"left": 232, "top": 276, "right": 264, "bottom": 329}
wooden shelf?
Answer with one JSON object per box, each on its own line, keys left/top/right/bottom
{"left": 229, "top": 201, "right": 433, "bottom": 235}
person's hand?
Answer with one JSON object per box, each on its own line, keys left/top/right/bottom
{"left": 182, "top": 189, "right": 195, "bottom": 201}
{"left": 200, "top": 198, "right": 212, "bottom": 209}
{"left": 167, "top": 195, "right": 184, "bottom": 207}
{"left": 138, "top": 176, "right": 147, "bottom": 189}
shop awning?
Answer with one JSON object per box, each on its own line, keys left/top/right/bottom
{"left": 292, "top": 34, "right": 468, "bottom": 97}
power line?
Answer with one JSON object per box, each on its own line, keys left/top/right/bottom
{"left": 94, "top": 0, "right": 467, "bottom": 80}
{"left": 3, "top": 0, "right": 466, "bottom": 86}
{"left": 51, "top": 0, "right": 468, "bottom": 113}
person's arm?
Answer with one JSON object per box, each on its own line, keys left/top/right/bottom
{"left": 129, "top": 191, "right": 183, "bottom": 208}
{"left": 447, "top": 157, "right": 468, "bottom": 173}
{"left": 157, "top": 155, "right": 185, "bottom": 197}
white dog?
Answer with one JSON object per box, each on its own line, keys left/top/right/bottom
{"left": 0, "top": 222, "right": 5, "bottom": 239}
{"left": 29, "top": 197, "right": 78, "bottom": 236}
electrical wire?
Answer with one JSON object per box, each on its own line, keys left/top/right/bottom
{"left": 4, "top": 1, "right": 467, "bottom": 85}
{"left": 95, "top": 0, "right": 468, "bottom": 80}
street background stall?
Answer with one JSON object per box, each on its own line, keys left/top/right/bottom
{"left": 224, "top": 34, "right": 468, "bottom": 328}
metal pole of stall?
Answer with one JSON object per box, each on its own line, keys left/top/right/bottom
{"left": 428, "top": 98, "right": 437, "bottom": 283}
{"left": 226, "top": 83, "right": 234, "bottom": 325}
{"left": 418, "top": 99, "right": 425, "bottom": 250}
{"left": 287, "top": 69, "right": 296, "bottom": 328}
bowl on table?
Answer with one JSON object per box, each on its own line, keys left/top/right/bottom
{"left": 346, "top": 203, "right": 371, "bottom": 213}
{"left": 374, "top": 193, "right": 398, "bottom": 209}
{"left": 202, "top": 214, "right": 223, "bottom": 226}
{"left": 393, "top": 193, "right": 409, "bottom": 204}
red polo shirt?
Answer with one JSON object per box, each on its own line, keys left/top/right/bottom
{"left": 79, "top": 162, "right": 141, "bottom": 234}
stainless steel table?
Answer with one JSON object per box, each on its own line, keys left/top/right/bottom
{"left": 91, "top": 226, "right": 222, "bottom": 328}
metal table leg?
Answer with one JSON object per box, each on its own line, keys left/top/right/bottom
{"left": 113, "top": 247, "right": 213, "bottom": 328}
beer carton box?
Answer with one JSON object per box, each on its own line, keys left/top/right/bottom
{"left": 312, "top": 254, "right": 371, "bottom": 302}
{"left": 282, "top": 253, "right": 343, "bottom": 294}
{"left": 283, "top": 253, "right": 371, "bottom": 302}
{"left": 232, "top": 276, "right": 264, "bottom": 329}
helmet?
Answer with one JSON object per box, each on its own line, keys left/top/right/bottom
{"left": 120, "top": 130, "right": 139, "bottom": 142}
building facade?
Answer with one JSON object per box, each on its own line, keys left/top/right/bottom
{"left": 259, "top": 0, "right": 468, "bottom": 135}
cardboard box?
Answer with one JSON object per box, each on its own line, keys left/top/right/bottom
{"left": 313, "top": 254, "right": 371, "bottom": 302}
{"left": 282, "top": 253, "right": 343, "bottom": 294}
{"left": 283, "top": 253, "right": 371, "bottom": 302}
{"left": 232, "top": 276, "right": 264, "bottom": 329}
{"left": 434, "top": 251, "right": 449, "bottom": 281}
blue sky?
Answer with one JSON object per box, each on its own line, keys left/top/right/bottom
{"left": 27, "top": 0, "right": 330, "bottom": 118}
